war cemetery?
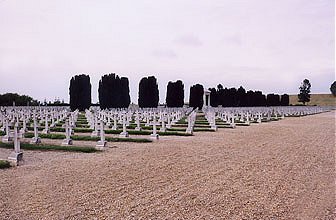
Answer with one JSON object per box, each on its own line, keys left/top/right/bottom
{"left": 0, "top": 72, "right": 334, "bottom": 219}
{"left": 1, "top": 1, "right": 335, "bottom": 219}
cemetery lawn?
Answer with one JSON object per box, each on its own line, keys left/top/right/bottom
{"left": 23, "top": 133, "right": 153, "bottom": 143}
{"left": 0, "top": 111, "right": 335, "bottom": 219}
{"left": 0, "top": 142, "right": 99, "bottom": 153}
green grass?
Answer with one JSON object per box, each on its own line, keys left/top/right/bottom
{"left": 193, "top": 128, "right": 216, "bottom": 132}
{"left": 104, "top": 129, "right": 192, "bottom": 136}
{"left": 25, "top": 133, "right": 152, "bottom": 143}
{"left": 105, "top": 129, "right": 154, "bottom": 135}
{"left": 176, "top": 117, "right": 187, "bottom": 124}
{"left": 72, "top": 135, "right": 152, "bottom": 143}
{"left": 77, "top": 125, "right": 91, "bottom": 128}
{"left": 0, "top": 160, "right": 11, "bottom": 169}
{"left": 49, "top": 127, "right": 94, "bottom": 133}
{"left": 105, "top": 137, "right": 152, "bottom": 143}
{"left": 167, "top": 128, "right": 186, "bottom": 131}
{"left": 158, "top": 131, "right": 193, "bottom": 136}
{"left": 25, "top": 133, "right": 65, "bottom": 139}
{"left": 74, "top": 128, "right": 94, "bottom": 133}
{"left": 0, "top": 142, "right": 99, "bottom": 153}
{"left": 27, "top": 127, "right": 44, "bottom": 131}
{"left": 195, "top": 121, "right": 209, "bottom": 124}
{"left": 235, "top": 123, "right": 250, "bottom": 126}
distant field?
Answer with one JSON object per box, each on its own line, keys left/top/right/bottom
{"left": 289, "top": 94, "right": 336, "bottom": 106}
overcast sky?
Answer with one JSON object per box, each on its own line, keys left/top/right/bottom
{"left": 0, "top": 0, "right": 334, "bottom": 103}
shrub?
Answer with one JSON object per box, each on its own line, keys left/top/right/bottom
{"left": 0, "top": 160, "right": 11, "bottom": 169}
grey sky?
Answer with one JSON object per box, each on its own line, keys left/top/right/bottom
{"left": 0, "top": 0, "right": 334, "bottom": 104}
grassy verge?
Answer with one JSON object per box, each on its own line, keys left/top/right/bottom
{"left": 25, "top": 133, "right": 65, "bottom": 139}
{"left": 105, "top": 137, "right": 152, "bottom": 143}
{"left": 0, "top": 142, "right": 99, "bottom": 153}
{"left": 24, "top": 133, "right": 152, "bottom": 143}
{"left": 193, "top": 128, "right": 216, "bottom": 132}
{"left": 104, "top": 129, "right": 192, "bottom": 136}
{"left": 0, "top": 160, "right": 11, "bottom": 169}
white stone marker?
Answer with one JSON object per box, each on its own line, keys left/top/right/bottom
{"left": 42, "top": 114, "right": 50, "bottom": 134}
{"left": 245, "top": 113, "right": 250, "bottom": 125}
{"left": 257, "top": 113, "right": 262, "bottom": 123}
{"left": 91, "top": 117, "right": 99, "bottom": 137}
{"left": 20, "top": 116, "right": 27, "bottom": 135}
{"left": 112, "top": 115, "right": 118, "bottom": 130}
{"left": 160, "top": 116, "right": 167, "bottom": 132}
{"left": 62, "top": 120, "right": 73, "bottom": 146}
{"left": 96, "top": 121, "right": 107, "bottom": 147}
{"left": 119, "top": 114, "right": 129, "bottom": 138}
{"left": 230, "top": 115, "right": 236, "bottom": 128}
{"left": 150, "top": 113, "right": 159, "bottom": 140}
{"left": 30, "top": 114, "right": 41, "bottom": 144}
{"left": 135, "top": 111, "right": 142, "bottom": 131}
{"left": 8, "top": 122, "right": 23, "bottom": 165}
{"left": 166, "top": 114, "right": 172, "bottom": 129}
{"left": 186, "top": 115, "right": 193, "bottom": 134}
{"left": 2, "top": 120, "right": 13, "bottom": 143}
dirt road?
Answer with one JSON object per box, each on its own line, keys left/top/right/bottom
{"left": 0, "top": 111, "right": 335, "bottom": 219}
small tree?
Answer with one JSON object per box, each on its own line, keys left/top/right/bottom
{"left": 298, "top": 79, "right": 311, "bottom": 105}
{"left": 330, "top": 81, "right": 336, "bottom": 96}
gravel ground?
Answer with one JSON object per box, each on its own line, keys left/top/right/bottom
{"left": 0, "top": 111, "right": 335, "bottom": 219}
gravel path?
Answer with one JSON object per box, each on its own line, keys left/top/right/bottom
{"left": 0, "top": 111, "right": 335, "bottom": 219}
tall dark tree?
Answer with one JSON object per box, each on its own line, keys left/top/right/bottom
{"left": 138, "top": 76, "right": 159, "bottom": 108}
{"left": 236, "top": 86, "right": 247, "bottom": 107}
{"left": 330, "top": 81, "right": 336, "bottom": 96}
{"left": 245, "top": 90, "right": 255, "bottom": 107}
{"left": 266, "top": 94, "right": 281, "bottom": 106}
{"left": 255, "top": 91, "right": 266, "bottom": 106}
{"left": 166, "top": 80, "right": 184, "bottom": 107}
{"left": 120, "top": 77, "right": 131, "bottom": 108}
{"left": 189, "top": 84, "right": 204, "bottom": 109}
{"left": 209, "top": 88, "right": 218, "bottom": 107}
{"left": 206, "top": 84, "right": 270, "bottom": 107}
{"left": 298, "top": 79, "right": 311, "bottom": 105}
{"left": 216, "top": 84, "right": 225, "bottom": 106}
{"left": 280, "top": 94, "right": 289, "bottom": 106}
{"left": 69, "top": 74, "right": 91, "bottom": 111}
{"left": 228, "top": 88, "right": 238, "bottom": 107}
{"left": 98, "top": 73, "right": 130, "bottom": 109}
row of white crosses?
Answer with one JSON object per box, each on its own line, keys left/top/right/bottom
{"left": 84, "top": 107, "right": 191, "bottom": 140}
{"left": 0, "top": 107, "right": 73, "bottom": 164}
{"left": 203, "top": 106, "right": 332, "bottom": 127}
{"left": 0, "top": 105, "right": 332, "bottom": 160}
{"left": 0, "top": 106, "right": 69, "bottom": 164}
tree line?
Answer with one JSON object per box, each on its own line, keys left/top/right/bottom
{"left": 68, "top": 74, "right": 292, "bottom": 111}
{"left": 0, "top": 93, "right": 39, "bottom": 106}
{"left": 1, "top": 74, "right": 322, "bottom": 109}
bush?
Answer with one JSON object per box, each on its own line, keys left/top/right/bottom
{"left": 0, "top": 160, "right": 11, "bottom": 169}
